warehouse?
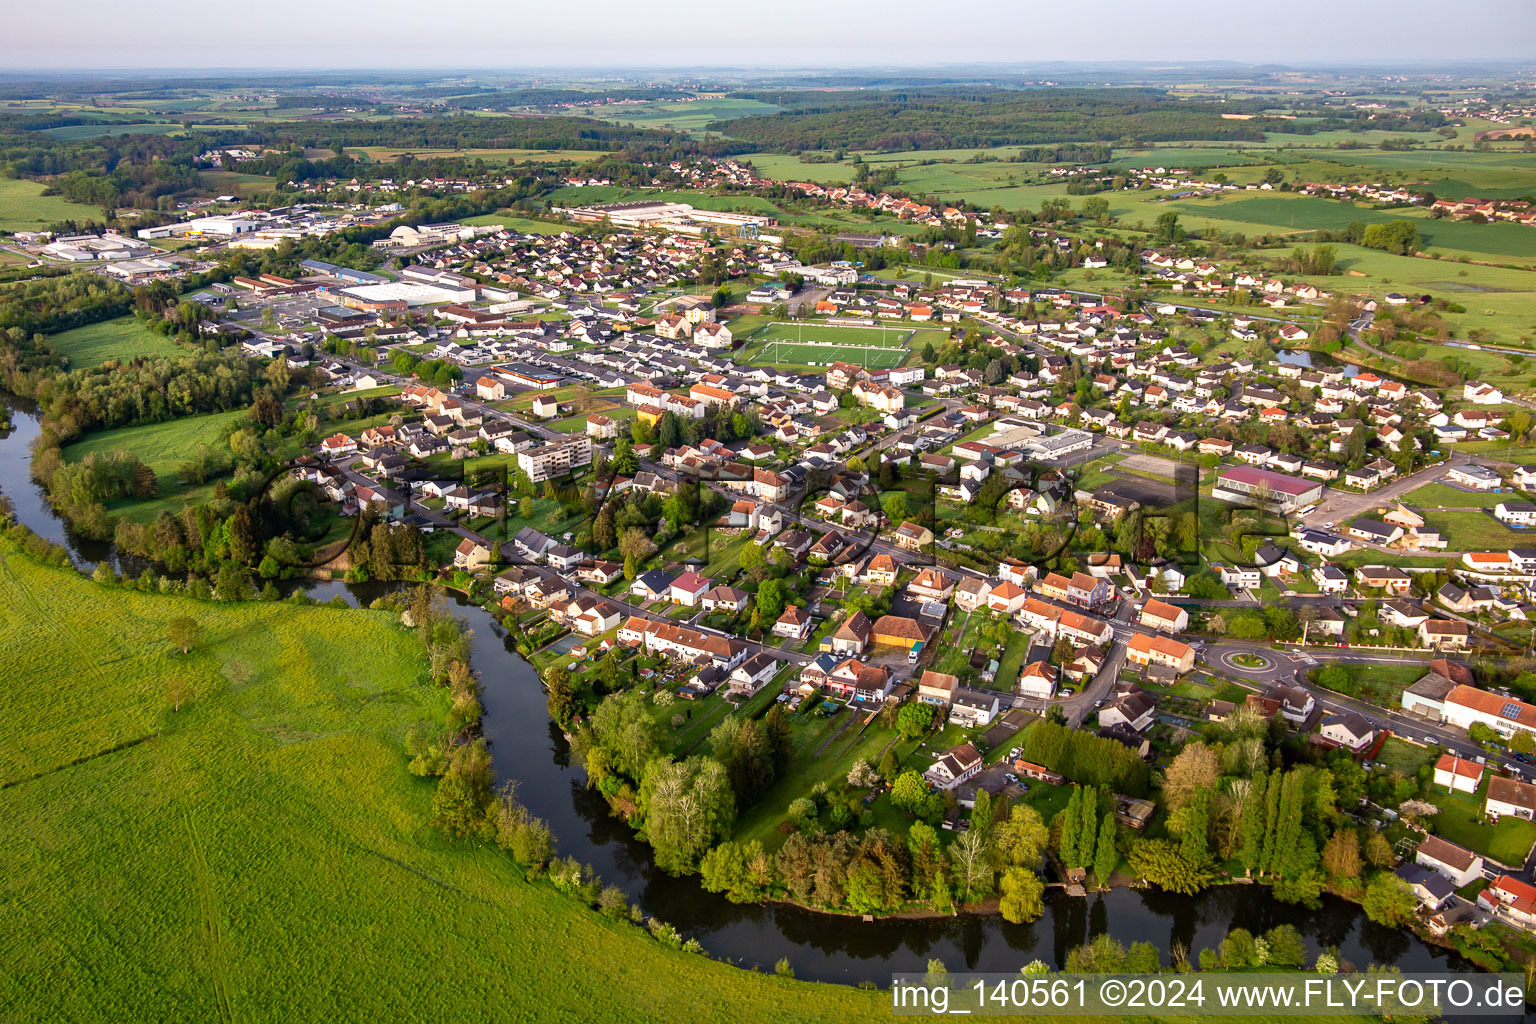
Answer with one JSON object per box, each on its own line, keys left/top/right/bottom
{"left": 1211, "top": 465, "right": 1323, "bottom": 513}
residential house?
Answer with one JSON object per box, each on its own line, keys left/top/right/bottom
{"left": 1433, "top": 754, "right": 1484, "bottom": 794}
{"left": 1318, "top": 711, "right": 1376, "bottom": 752}
{"left": 923, "top": 743, "right": 984, "bottom": 791}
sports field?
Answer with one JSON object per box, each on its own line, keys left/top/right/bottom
{"left": 742, "top": 320, "right": 944, "bottom": 369}
{"left": 753, "top": 341, "right": 909, "bottom": 369}
{"left": 751, "top": 321, "right": 916, "bottom": 347}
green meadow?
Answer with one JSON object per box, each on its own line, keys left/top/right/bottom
{"left": 0, "top": 546, "right": 889, "bottom": 1023}
{"left": 0, "top": 178, "right": 102, "bottom": 232}
{"left": 51, "top": 316, "right": 188, "bottom": 369}
{"left": 62, "top": 410, "right": 247, "bottom": 522}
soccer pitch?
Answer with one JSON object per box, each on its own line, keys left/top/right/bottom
{"left": 754, "top": 341, "right": 910, "bottom": 368}
{"left": 749, "top": 321, "right": 916, "bottom": 348}
{"left": 743, "top": 320, "right": 946, "bottom": 368}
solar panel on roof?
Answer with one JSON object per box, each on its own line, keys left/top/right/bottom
{"left": 1503, "top": 703, "right": 1523, "bottom": 720}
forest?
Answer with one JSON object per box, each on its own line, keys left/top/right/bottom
{"left": 708, "top": 89, "right": 1289, "bottom": 151}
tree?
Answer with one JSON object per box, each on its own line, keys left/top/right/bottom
{"left": 1363, "top": 829, "right": 1395, "bottom": 870}
{"left": 639, "top": 755, "right": 737, "bottom": 874}
{"left": 1060, "top": 787, "right": 1084, "bottom": 866}
{"left": 897, "top": 702, "right": 935, "bottom": 740}
{"left": 994, "top": 804, "right": 1049, "bottom": 867}
{"left": 1321, "top": 829, "right": 1362, "bottom": 883}
{"left": 430, "top": 739, "right": 494, "bottom": 837}
{"left": 1126, "top": 837, "right": 1213, "bottom": 895}
{"left": 1361, "top": 873, "right": 1416, "bottom": 927}
{"left": 700, "top": 839, "right": 770, "bottom": 903}
{"left": 1154, "top": 211, "right": 1184, "bottom": 246}
{"left": 165, "top": 676, "right": 193, "bottom": 711}
{"left": 878, "top": 746, "right": 901, "bottom": 784}
{"left": 1163, "top": 743, "right": 1220, "bottom": 812}
{"left": 948, "top": 827, "right": 994, "bottom": 902}
{"left": 755, "top": 578, "right": 790, "bottom": 623}
{"left": 168, "top": 615, "right": 200, "bottom": 654}
{"left": 1092, "top": 813, "right": 1118, "bottom": 888}
{"left": 890, "top": 770, "right": 930, "bottom": 814}
{"left": 998, "top": 867, "right": 1045, "bottom": 924}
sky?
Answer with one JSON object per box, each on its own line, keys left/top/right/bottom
{"left": 4, "top": 0, "right": 1534, "bottom": 69}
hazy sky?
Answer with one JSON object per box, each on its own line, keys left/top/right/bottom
{"left": 5, "top": 0, "right": 1534, "bottom": 69}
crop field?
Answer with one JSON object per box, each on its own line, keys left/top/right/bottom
{"left": 50, "top": 316, "right": 187, "bottom": 369}
{"left": 39, "top": 122, "right": 186, "bottom": 141}
{"left": 347, "top": 146, "right": 600, "bottom": 164}
{"left": 0, "top": 547, "right": 884, "bottom": 1022}
{"left": 585, "top": 97, "right": 781, "bottom": 131}
{"left": 0, "top": 179, "right": 101, "bottom": 232}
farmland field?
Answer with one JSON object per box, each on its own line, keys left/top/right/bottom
{"left": 196, "top": 170, "right": 276, "bottom": 198}
{"left": 585, "top": 97, "right": 782, "bottom": 131}
{"left": 0, "top": 546, "right": 882, "bottom": 1023}
{"left": 0, "top": 178, "right": 101, "bottom": 232}
{"left": 50, "top": 316, "right": 187, "bottom": 369}
{"left": 347, "top": 146, "right": 600, "bottom": 164}
{"left": 39, "top": 122, "right": 186, "bottom": 141}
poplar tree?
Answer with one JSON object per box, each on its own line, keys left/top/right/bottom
{"left": 1092, "top": 813, "right": 1118, "bottom": 888}
{"left": 1060, "top": 788, "right": 1082, "bottom": 867}
{"left": 1237, "top": 771, "right": 1269, "bottom": 876}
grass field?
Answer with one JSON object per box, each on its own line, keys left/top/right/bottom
{"left": 63, "top": 409, "right": 247, "bottom": 522}
{"left": 750, "top": 321, "right": 918, "bottom": 348}
{"left": 0, "top": 546, "right": 886, "bottom": 1022}
{"left": 751, "top": 341, "right": 909, "bottom": 369}
{"left": 583, "top": 97, "right": 782, "bottom": 132}
{"left": 50, "top": 316, "right": 187, "bottom": 369}
{"left": 0, "top": 178, "right": 101, "bottom": 232}
{"left": 1402, "top": 482, "right": 1525, "bottom": 508}
{"left": 196, "top": 170, "right": 276, "bottom": 198}
{"left": 1420, "top": 508, "right": 1531, "bottom": 551}
{"left": 40, "top": 122, "right": 187, "bottom": 141}
{"left": 738, "top": 320, "right": 946, "bottom": 370}
{"left": 458, "top": 211, "right": 575, "bottom": 233}
{"left": 1430, "top": 777, "right": 1536, "bottom": 867}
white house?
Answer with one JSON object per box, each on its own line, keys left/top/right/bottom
{"left": 1433, "top": 753, "right": 1484, "bottom": 794}
{"left": 1415, "top": 834, "right": 1484, "bottom": 889}
{"left": 923, "top": 742, "right": 983, "bottom": 791}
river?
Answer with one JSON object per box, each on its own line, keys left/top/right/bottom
{"left": 0, "top": 393, "right": 1484, "bottom": 984}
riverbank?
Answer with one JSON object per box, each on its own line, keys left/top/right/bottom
{"left": 0, "top": 535, "right": 893, "bottom": 1023}
{"left": 0, "top": 395, "right": 1497, "bottom": 988}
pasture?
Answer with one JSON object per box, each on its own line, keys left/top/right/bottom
{"left": 51, "top": 316, "right": 187, "bottom": 369}
{"left": 0, "top": 547, "right": 882, "bottom": 1022}
{"left": 0, "top": 179, "right": 101, "bottom": 232}
{"left": 63, "top": 409, "right": 248, "bottom": 522}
